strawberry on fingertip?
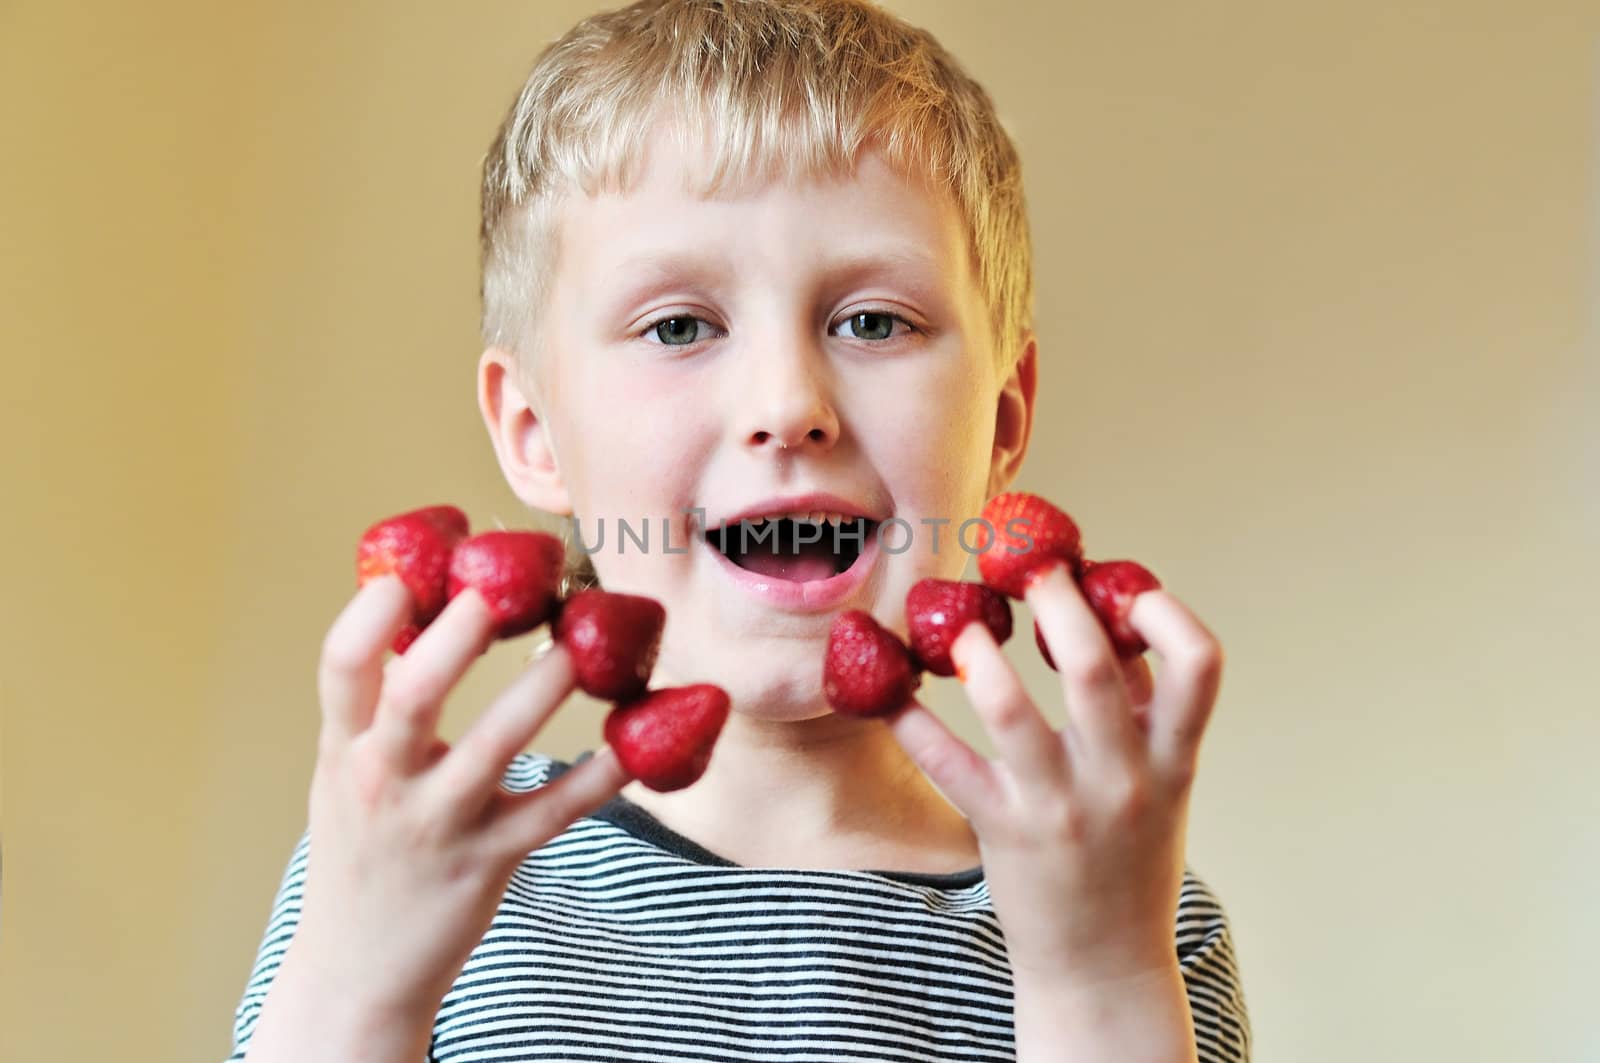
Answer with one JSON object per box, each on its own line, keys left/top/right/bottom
{"left": 1078, "top": 559, "right": 1162, "bottom": 659}
{"left": 823, "top": 611, "right": 922, "bottom": 718}
{"left": 356, "top": 504, "right": 471, "bottom": 654}
{"left": 976, "top": 492, "right": 1084, "bottom": 599}
{"left": 447, "top": 530, "right": 565, "bottom": 639}
{"left": 905, "top": 578, "right": 1013, "bottom": 677}
{"left": 604, "top": 684, "right": 731, "bottom": 792}
{"left": 554, "top": 589, "right": 667, "bottom": 701}
{"left": 1032, "top": 560, "right": 1163, "bottom": 668}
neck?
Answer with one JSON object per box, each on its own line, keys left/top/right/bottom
{"left": 617, "top": 706, "right": 978, "bottom": 872}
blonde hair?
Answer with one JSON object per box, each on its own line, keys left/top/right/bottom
{"left": 480, "top": 0, "right": 1035, "bottom": 590}
{"left": 481, "top": 0, "right": 1032, "bottom": 366}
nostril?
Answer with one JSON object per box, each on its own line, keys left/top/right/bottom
{"left": 807, "top": 428, "right": 826, "bottom": 442}
{"left": 752, "top": 430, "right": 771, "bottom": 444}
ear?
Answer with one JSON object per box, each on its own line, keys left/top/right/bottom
{"left": 477, "top": 346, "right": 572, "bottom": 515}
{"left": 987, "top": 332, "right": 1038, "bottom": 499}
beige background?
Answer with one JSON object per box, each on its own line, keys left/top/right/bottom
{"left": 3, "top": 2, "right": 1596, "bottom": 1060}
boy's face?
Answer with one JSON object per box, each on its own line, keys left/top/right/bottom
{"left": 488, "top": 126, "right": 1034, "bottom": 719}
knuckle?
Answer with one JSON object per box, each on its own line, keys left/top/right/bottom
{"left": 382, "top": 665, "right": 445, "bottom": 723}
{"left": 1108, "top": 773, "right": 1152, "bottom": 823}
{"left": 1168, "top": 708, "right": 1216, "bottom": 760}
{"left": 315, "top": 724, "right": 347, "bottom": 765}
{"left": 1041, "top": 796, "right": 1091, "bottom": 843}
{"left": 380, "top": 687, "right": 433, "bottom": 729}
{"left": 482, "top": 808, "right": 540, "bottom": 867}
{"left": 408, "top": 799, "right": 460, "bottom": 851}
{"left": 985, "top": 693, "right": 1036, "bottom": 732}
{"left": 346, "top": 736, "right": 404, "bottom": 811}
{"left": 320, "top": 626, "right": 372, "bottom": 678}
{"left": 436, "top": 752, "right": 496, "bottom": 818}
{"left": 1176, "top": 640, "right": 1224, "bottom": 682}
{"left": 1061, "top": 652, "right": 1122, "bottom": 691}
{"left": 1162, "top": 755, "right": 1199, "bottom": 793}
{"left": 432, "top": 844, "right": 480, "bottom": 886}
{"left": 913, "top": 744, "right": 967, "bottom": 789}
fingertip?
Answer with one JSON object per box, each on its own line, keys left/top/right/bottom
{"left": 327, "top": 575, "right": 412, "bottom": 664}
{"left": 351, "top": 572, "right": 412, "bottom": 623}
{"left": 1128, "top": 589, "right": 1219, "bottom": 660}
{"left": 405, "top": 585, "right": 500, "bottom": 661}
{"left": 1127, "top": 587, "right": 1172, "bottom": 626}
{"left": 949, "top": 621, "right": 997, "bottom": 683}
{"left": 441, "top": 583, "right": 494, "bottom": 625}
{"left": 535, "top": 640, "right": 577, "bottom": 689}
{"left": 572, "top": 743, "right": 627, "bottom": 791}
{"left": 1021, "top": 559, "right": 1075, "bottom": 604}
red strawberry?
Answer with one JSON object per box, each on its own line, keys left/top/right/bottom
{"left": 1078, "top": 559, "right": 1162, "bottom": 659}
{"left": 823, "top": 611, "right": 922, "bottom": 718}
{"left": 905, "top": 578, "right": 1013, "bottom": 677}
{"left": 357, "top": 504, "right": 470, "bottom": 652}
{"left": 554, "top": 589, "right": 666, "bottom": 701}
{"left": 604, "top": 684, "right": 731, "bottom": 792}
{"left": 447, "top": 530, "right": 565, "bottom": 639}
{"left": 976, "top": 492, "right": 1084, "bottom": 599}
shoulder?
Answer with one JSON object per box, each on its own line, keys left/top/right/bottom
{"left": 1176, "top": 866, "right": 1234, "bottom": 956}
{"left": 1176, "top": 866, "right": 1253, "bottom": 1062}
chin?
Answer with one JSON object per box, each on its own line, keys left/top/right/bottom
{"left": 726, "top": 674, "right": 833, "bottom": 721}
{"left": 670, "top": 637, "right": 833, "bottom": 721}
{"left": 716, "top": 653, "right": 832, "bottom": 717}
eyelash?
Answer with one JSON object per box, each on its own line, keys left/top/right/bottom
{"left": 637, "top": 309, "right": 918, "bottom": 347}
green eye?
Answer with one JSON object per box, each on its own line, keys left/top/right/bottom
{"left": 643, "top": 310, "right": 911, "bottom": 347}
{"left": 844, "top": 311, "right": 896, "bottom": 341}
{"left": 832, "top": 312, "right": 908, "bottom": 340}
{"left": 653, "top": 317, "right": 703, "bottom": 345}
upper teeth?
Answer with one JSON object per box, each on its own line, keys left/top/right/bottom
{"left": 743, "top": 510, "right": 855, "bottom": 527}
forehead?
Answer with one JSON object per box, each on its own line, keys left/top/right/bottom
{"left": 552, "top": 123, "right": 977, "bottom": 295}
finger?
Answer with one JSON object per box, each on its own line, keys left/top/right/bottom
{"left": 318, "top": 576, "right": 415, "bottom": 744}
{"left": 482, "top": 744, "right": 632, "bottom": 863}
{"left": 1129, "top": 591, "right": 1224, "bottom": 776}
{"left": 1025, "top": 562, "right": 1141, "bottom": 765}
{"left": 367, "top": 588, "right": 498, "bottom": 772}
{"left": 949, "top": 622, "right": 1066, "bottom": 789}
{"left": 425, "top": 643, "right": 579, "bottom": 819}
{"left": 881, "top": 698, "right": 1001, "bottom": 829}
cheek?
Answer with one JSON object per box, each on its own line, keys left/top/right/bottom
{"left": 864, "top": 362, "right": 995, "bottom": 499}
{"left": 556, "top": 361, "right": 712, "bottom": 507}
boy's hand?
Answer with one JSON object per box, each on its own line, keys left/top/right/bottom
{"left": 290, "top": 575, "right": 629, "bottom": 1026}
{"left": 883, "top": 561, "right": 1223, "bottom": 989}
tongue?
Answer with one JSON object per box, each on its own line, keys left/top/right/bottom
{"left": 736, "top": 541, "right": 838, "bottom": 582}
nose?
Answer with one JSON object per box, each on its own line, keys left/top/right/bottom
{"left": 737, "top": 332, "right": 841, "bottom": 455}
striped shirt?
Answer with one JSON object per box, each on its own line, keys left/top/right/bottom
{"left": 224, "top": 751, "right": 1251, "bottom": 1061}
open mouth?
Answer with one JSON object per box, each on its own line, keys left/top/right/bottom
{"left": 703, "top": 515, "right": 879, "bottom": 583}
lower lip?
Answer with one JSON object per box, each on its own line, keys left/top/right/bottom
{"left": 703, "top": 530, "right": 880, "bottom": 612}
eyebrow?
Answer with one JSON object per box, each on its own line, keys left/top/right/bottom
{"left": 600, "top": 247, "right": 948, "bottom": 318}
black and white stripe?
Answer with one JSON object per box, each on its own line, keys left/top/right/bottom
{"left": 225, "top": 752, "right": 1250, "bottom": 1061}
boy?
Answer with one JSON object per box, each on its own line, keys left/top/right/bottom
{"left": 227, "top": 1, "right": 1250, "bottom": 1060}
